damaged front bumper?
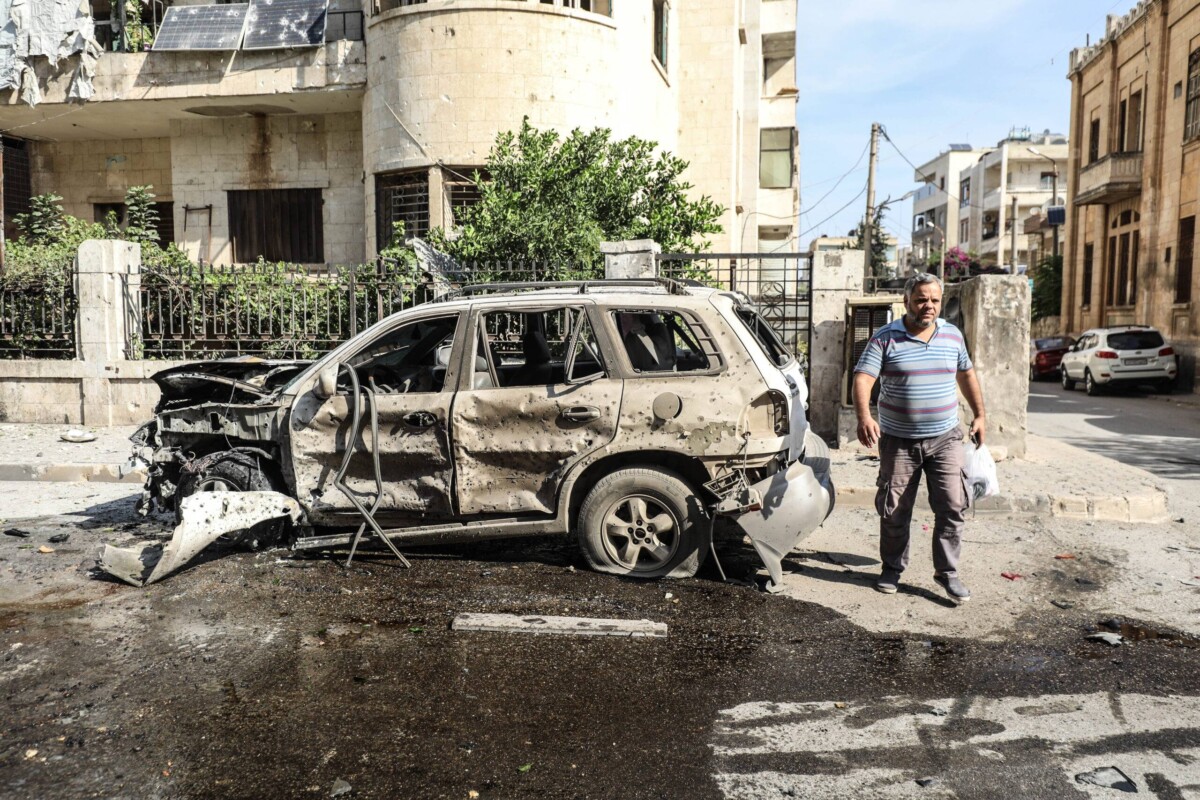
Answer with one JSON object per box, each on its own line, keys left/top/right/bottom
{"left": 720, "top": 429, "right": 835, "bottom": 590}
{"left": 97, "top": 492, "right": 301, "bottom": 587}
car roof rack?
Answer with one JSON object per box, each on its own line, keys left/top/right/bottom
{"left": 431, "top": 277, "right": 693, "bottom": 302}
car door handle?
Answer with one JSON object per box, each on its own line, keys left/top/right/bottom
{"left": 560, "top": 405, "right": 601, "bottom": 422}
{"left": 402, "top": 411, "right": 437, "bottom": 429}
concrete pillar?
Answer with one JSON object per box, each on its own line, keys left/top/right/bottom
{"left": 944, "top": 275, "right": 1030, "bottom": 457}
{"left": 806, "top": 248, "right": 864, "bottom": 443}
{"left": 74, "top": 239, "right": 141, "bottom": 425}
{"left": 601, "top": 240, "right": 661, "bottom": 279}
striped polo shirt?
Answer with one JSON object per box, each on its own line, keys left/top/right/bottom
{"left": 854, "top": 317, "right": 972, "bottom": 439}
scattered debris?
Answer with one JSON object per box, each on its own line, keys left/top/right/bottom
{"left": 1054, "top": 553, "right": 1076, "bottom": 560}
{"left": 451, "top": 613, "right": 667, "bottom": 638}
{"left": 834, "top": 702, "right": 847, "bottom": 709}
{"left": 1179, "top": 578, "right": 1200, "bottom": 588}
{"left": 60, "top": 429, "right": 98, "bottom": 444}
{"left": 916, "top": 777, "right": 941, "bottom": 788}
{"left": 48, "top": 533, "right": 70, "bottom": 544}
{"left": 23, "top": 749, "right": 37, "bottom": 760}
{"left": 1086, "top": 632, "right": 1126, "bottom": 647}
{"left": 469, "top": 792, "right": 480, "bottom": 799}
{"left": 97, "top": 492, "right": 301, "bottom": 586}
{"left": 517, "top": 763, "right": 533, "bottom": 774}
{"left": 37, "top": 546, "right": 55, "bottom": 554}
{"left": 1001, "top": 572, "right": 1024, "bottom": 581}
{"left": 4, "top": 528, "right": 31, "bottom": 538}
{"left": 1050, "top": 599, "right": 1075, "bottom": 610}
{"left": 1074, "top": 766, "right": 1137, "bottom": 793}
{"left": 330, "top": 778, "right": 352, "bottom": 797}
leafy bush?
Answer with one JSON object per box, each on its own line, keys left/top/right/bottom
{"left": 1030, "top": 255, "right": 1062, "bottom": 321}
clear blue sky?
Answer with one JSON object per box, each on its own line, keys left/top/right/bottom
{"left": 796, "top": 0, "right": 1130, "bottom": 251}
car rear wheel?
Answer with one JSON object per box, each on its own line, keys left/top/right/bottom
{"left": 1029, "top": 365, "right": 1037, "bottom": 382}
{"left": 577, "top": 467, "right": 706, "bottom": 579}
{"left": 175, "top": 451, "right": 287, "bottom": 550}
{"left": 1061, "top": 367, "right": 1076, "bottom": 391}
{"left": 1084, "top": 369, "right": 1102, "bottom": 397}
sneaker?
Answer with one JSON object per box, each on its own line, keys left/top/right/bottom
{"left": 875, "top": 569, "right": 902, "bottom": 594}
{"left": 934, "top": 573, "right": 971, "bottom": 603}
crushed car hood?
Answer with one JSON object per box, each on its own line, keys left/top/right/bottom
{"left": 152, "top": 357, "right": 311, "bottom": 407}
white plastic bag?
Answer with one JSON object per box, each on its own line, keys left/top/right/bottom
{"left": 963, "top": 441, "right": 1000, "bottom": 500}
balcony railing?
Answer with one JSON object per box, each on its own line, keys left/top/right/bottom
{"left": 1075, "top": 152, "right": 1143, "bottom": 206}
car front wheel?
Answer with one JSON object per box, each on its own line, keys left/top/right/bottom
{"left": 577, "top": 467, "right": 706, "bottom": 579}
{"left": 1084, "top": 369, "right": 1102, "bottom": 397}
{"left": 175, "top": 451, "right": 288, "bottom": 550}
{"left": 1061, "top": 366, "right": 1076, "bottom": 391}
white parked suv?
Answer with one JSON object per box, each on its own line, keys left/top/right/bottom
{"left": 1060, "top": 325, "right": 1178, "bottom": 396}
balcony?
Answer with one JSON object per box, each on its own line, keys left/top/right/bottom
{"left": 1074, "top": 152, "right": 1143, "bottom": 206}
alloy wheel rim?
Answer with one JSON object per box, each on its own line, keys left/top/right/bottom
{"left": 601, "top": 494, "right": 680, "bottom": 571}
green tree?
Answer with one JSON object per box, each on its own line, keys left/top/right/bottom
{"left": 847, "top": 206, "right": 890, "bottom": 276}
{"left": 1030, "top": 254, "right": 1062, "bottom": 321}
{"left": 123, "top": 185, "right": 161, "bottom": 246}
{"left": 430, "top": 118, "right": 724, "bottom": 270}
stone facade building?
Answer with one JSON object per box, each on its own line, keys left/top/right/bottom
{"left": 1065, "top": 0, "right": 1200, "bottom": 385}
{"left": 1, "top": 0, "right": 799, "bottom": 265}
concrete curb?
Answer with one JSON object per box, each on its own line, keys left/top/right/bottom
{"left": 834, "top": 484, "right": 1171, "bottom": 524}
{"left": 0, "top": 463, "right": 146, "bottom": 484}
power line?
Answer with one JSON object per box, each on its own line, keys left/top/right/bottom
{"left": 879, "top": 126, "right": 992, "bottom": 212}
{"left": 799, "top": 183, "right": 867, "bottom": 240}
{"left": 799, "top": 140, "right": 869, "bottom": 215}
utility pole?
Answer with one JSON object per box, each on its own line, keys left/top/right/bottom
{"left": 1051, "top": 169, "right": 1060, "bottom": 260}
{"left": 862, "top": 122, "right": 880, "bottom": 287}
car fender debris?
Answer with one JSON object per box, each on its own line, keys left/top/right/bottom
{"left": 1001, "top": 572, "right": 1024, "bottom": 581}
{"left": 4, "top": 528, "right": 32, "bottom": 538}
{"left": 451, "top": 613, "right": 667, "bottom": 638}
{"left": 1074, "top": 766, "right": 1137, "bottom": 792}
{"left": 96, "top": 492, "right": 301, "bottom": 587}
{"left": 1086, "top": 632, "right": 1126, "bottom": 647}
{"left": 60, "top": 429, "right": 98, "bottom": 443}
{"left": 1054, "top": 553, "right": 1076, "bottom": 560}
{"left": 330, "top": 778, "right": 352, "bottom": 797}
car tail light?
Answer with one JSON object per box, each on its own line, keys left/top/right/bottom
{"left": 1095, "top": 350, "right": 1119, "bottom": 359}
{"left": 1036, "top": 353, "right": 1049, "bottom": 363}
{"left": 1160, "top": 347, "right": 1175, "bottom": 357}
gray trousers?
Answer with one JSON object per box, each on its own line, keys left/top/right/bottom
{"left": 875, "top": 428, "right": 968, "bottom": 577}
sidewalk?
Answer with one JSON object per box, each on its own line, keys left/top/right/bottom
{"left": 0, "top": 423, "right": 1175, "bottom": 523}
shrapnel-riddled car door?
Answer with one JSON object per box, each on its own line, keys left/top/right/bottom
{"left": 287, "top": 311, "right": 464, "bottom": 524}
{"left": 450, "top": 304, "right": 622, "bottom": 515}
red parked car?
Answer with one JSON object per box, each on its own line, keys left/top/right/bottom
{"left": 1029, "top": 335, "right": 1075, "bottom": 381}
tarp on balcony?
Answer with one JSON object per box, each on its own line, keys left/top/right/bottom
{"left": 0, "top": 0, "right": 101, "bottom": 107}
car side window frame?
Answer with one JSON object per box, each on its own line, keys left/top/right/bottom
{"left": 326, "top": 310, "right": 466, "bottom": 396}
{"left": 463, "top": 302, "right": 609, "bottom": 391}
{"left": 606, "top": 306, "right": 726, "bottom": 378}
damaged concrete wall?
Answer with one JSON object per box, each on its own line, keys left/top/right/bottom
{"left": 170, "top": 112, "right": 364, "bottom": 265}
{"left": 31, "top": 137, "right": 173, "bottom": 224}
{"left": 0, "top": 0, "right": 100, "bottom": 106}
{"left": 944, "top": 275, "right": 1030, "bottom": 458}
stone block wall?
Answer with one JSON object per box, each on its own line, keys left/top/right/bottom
{"left": 31, "top": 138, "right": 173, "bottom": 223}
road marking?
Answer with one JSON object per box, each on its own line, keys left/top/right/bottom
{"left": 451, "top": 613, "right": 667, "bottom": 638}
{"left": 711, "top": 694, "right": 1200, "bottom": 798}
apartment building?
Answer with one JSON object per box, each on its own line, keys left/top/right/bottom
{"left": 955, "top": 129, "right": 1068, "bottom": 271}
{"left": 1065, "top": 0, "right": 1199, "bottom": 384}
{"left": 0, "top": 0, "right": 799, "bottom": 265}
{"left": 910, "top": 144, "right": 990, "bottom": 266}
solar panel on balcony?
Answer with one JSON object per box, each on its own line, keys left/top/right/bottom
{"left": 243, "top": 0, "right": 328, "bottom": 50}
{"left": 152, "top": 4, "right": 250, "bottom": 52}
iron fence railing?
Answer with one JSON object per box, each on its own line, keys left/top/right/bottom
{"left": 137, "top": 260, "right": 432, "bottom": 360}
{"left": 657, "top": 252, "right": 814, "bottom": 357}
{"left": 0, "top": 284, "right": 77, "bottom": 359}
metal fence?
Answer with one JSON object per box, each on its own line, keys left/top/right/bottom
{"left": 0, "top": 284, "right": 77, "bottom": 359}
{"left": 657, "top": 252, "right": 814, "bottom": 356}
{"left": 137, "top": 260, "right": 434, "bottom": 360}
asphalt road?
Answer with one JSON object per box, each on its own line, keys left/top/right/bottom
{"left": 3, "top": 485, "right": 1200, "bottom": 799}
{"left": 1028, "top": 379, "right": 1200, "bottom": 481}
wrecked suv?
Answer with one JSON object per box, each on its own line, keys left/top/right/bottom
{"left": 125, "top": 279, "right": 834, "bottom": 586}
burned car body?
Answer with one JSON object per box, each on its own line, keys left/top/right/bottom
{"left": 124, "top": 280, "right": 835, "bottom": 586}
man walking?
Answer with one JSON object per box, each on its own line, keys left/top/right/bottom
{"left": 852, "top": 272, "right": 985, "bottom": 603}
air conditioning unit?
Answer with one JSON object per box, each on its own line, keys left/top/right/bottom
{"left": 843, "top": 296, "right": 905, "bottom": 407}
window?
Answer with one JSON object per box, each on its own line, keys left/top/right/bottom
{"left": 1040, "top": 171, "right": 1056, "bottom": 191}
{"left": 735, "top": 307, "right": 792, "bottom": 367}
{"left": 539, "top": 0, "right": 611, "bottom": 13}
{"left": 1130, "top": 230, "right": 1140, "bottom": 305}
{"left": 1117, "top": 98, "right": 1128, "bottom": 154}
{"left": 1107, "top": 330, "right": 1165, "bottom": 350}
{"left": 1106, "top": 236, "right": 1117, "bottom": 305}
{"left": 1177, "top": 216, "right": 1195, "bottom": 303}
{"left": 612, "top": 309, "right": 716, "bottom": 373}
{"left": 443, "top": 166, "right": 487, "bottom": 227}
{"left": 939, "top": 176, "right": 945, "bottom": 191}
{"left": 763, "top": 56, "right": 791, "bottom": 95}
{"left": 1082, "top": 243, "right": 1094, "bottom": 307}
{"left": 652, "top": 0, "right": 668, "bottom": 69}
{"left": 1128, "top": 90, "right": 1144, "bottom": 151}
{"left": 959, "top": 178, "right": 971, "bottom": 204}
{"left": 93, "top": 201, "right": 175, "bottom": 245}
{"left": 1089, "top": 118, "right": 1101, "bottom": 163}
{"left": 228, "top": 189, "right": 323, "bottom": 263}
{"left": 477, "top": 307, "right": 602, "bottom": 388}
{"left": 2, "top": 137, "right": 31, "bottom": 245}
{"left": 345, "top": 314, "right": 459, "bottom": 394}
{"left": 375, "top": 170, "right": 429, "bottom": 252}
{"left": 1116, "top": 232, "right": 1131, "bottom": 306}
{"left": 960, "top": 219, "right": 969, "bottom": 243}
{"left": 1187, "top": 49, "right": 1200, "bottom": 141}
{"left": 759, "top": 128, "right": 795, "bottom": 189}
